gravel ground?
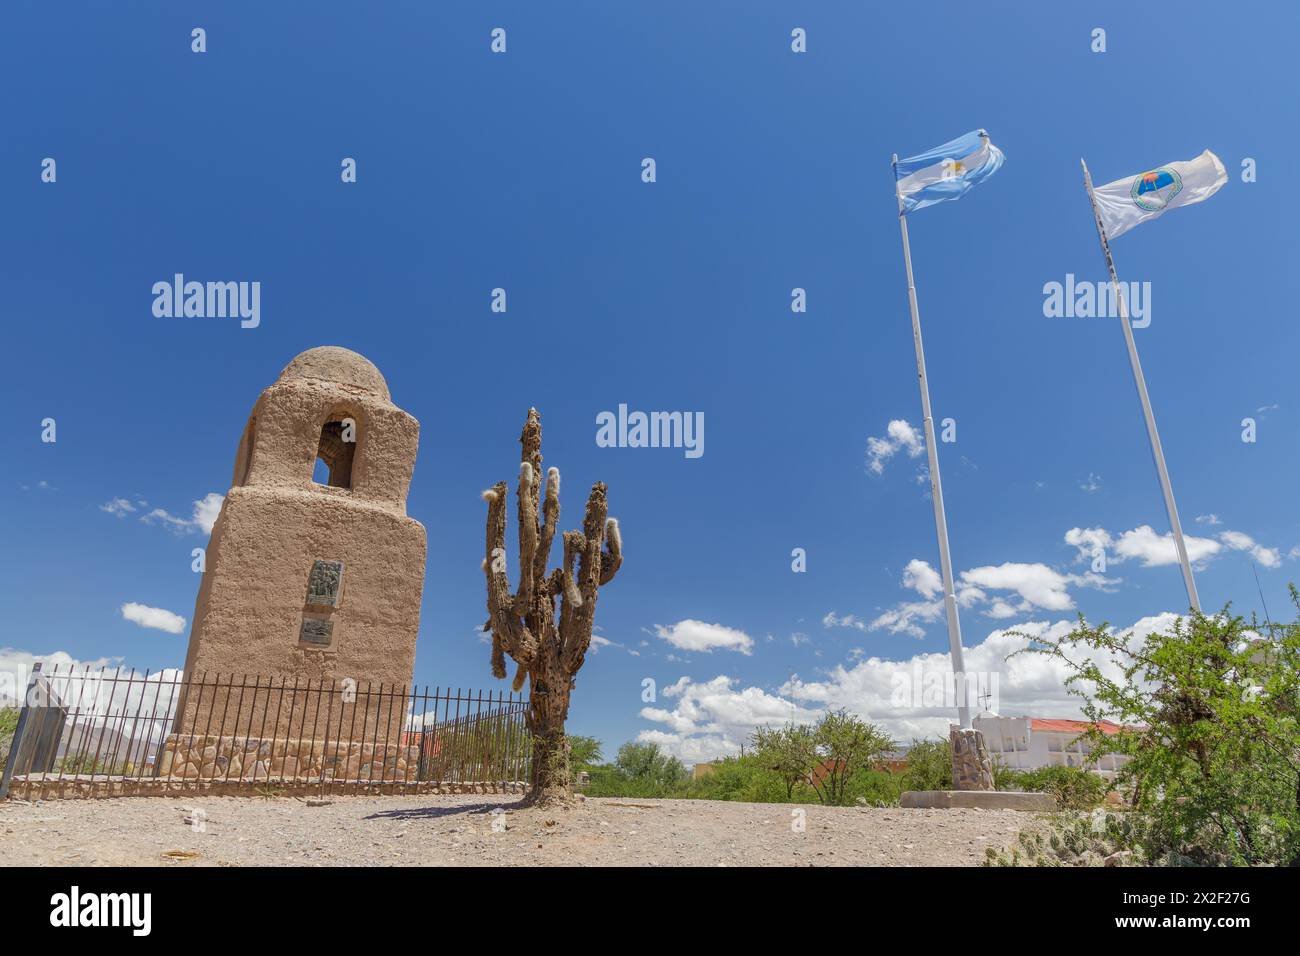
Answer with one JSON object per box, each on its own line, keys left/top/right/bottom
{"left": 0, "top": 793, "right": 1045, "bottom": 866}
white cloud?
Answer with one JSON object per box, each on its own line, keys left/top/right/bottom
{"left": 986, "top": 600, "right": 1018, "bottom": 619}
{"left": 640, "top": 612, "right": 1185, "bottom": 760}
{"left": 100, "top": 498, "right": 137, "bottom": 518}
{"left": 653, "top": 620, "right": 754, "bottom": 655}
{"left": 192, "top": 493, "right": 224, "bottom": 534}
{"left": 0, "top": 648, "right": 120, "bottom": 706}
{"left": 638, "top": 675, "right": 821, "bottom": 763}
{"left": 1080, "top": 473, "right": 1103, "bottom": 493}
{"left": 902, "top": 558, "right": 942, "bottom": 600}
{"left": 868, "top": 599, "right": 943, "bottom": 639}
{"left": 1218, "top": 530, "right": 1281, "bottom": 568}
{"left": 1113, "top": 525, "right": 1221, "bottom": 567}
{"left": 851, "top": 556, "right": 1115, "bottom": 640}
{"left": 140, "top": 508, "right": 191, "bottom": 532}
{"left": 134, "top": 493, "right": 225, "bottom": 536}
{"left": 120, "top": 602, "right": 187, "bottom": 634}
{"left": 0, "top": 650, "right": 185, "bottom": 743}
{"left": 822, "top": 611, "right": 869, "bottom": 632}
{"left": 587, "top": 633, "right": 639, "bottom": 656}
{"left": 1064, "top": 526, "right": 1112, "bottom": 561}
{"left": 634, "top": 730, "right": 740, "bottom": 764}
{"left": 959, "top": 562, "right": 1079, "bottom": 612}
{"left": 1066, "top": 523, "right": 1279, "bottom": 571}
{"left": 866, "top": 419, "right": 924, "bottom": 475}
{"left": 785, "top": 612, "right": 1182, "bottom": 741}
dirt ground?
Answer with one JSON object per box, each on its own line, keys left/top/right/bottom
{"left": 0, "top": 793, "right": 1044, "bottom": 866}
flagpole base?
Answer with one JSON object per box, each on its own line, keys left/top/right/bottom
{"left": 901, "top": 790, "right": 1056, "bottom": 811}
{"left": 950, "top": 726, "right": 995, "bottom": 791}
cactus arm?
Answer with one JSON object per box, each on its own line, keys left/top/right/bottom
{"left": 560, "top": 483, "right": 608, "bottom": 672}
{"left": 599, "top": 516, "right": 623, "bottom": 585}
{"left": 483, "top": 480, "right": 538, "bottom": 671}
{"left": 555, "top": 531, "right": 583, "bottom": 661}
{"left": 519, "top": 408, "right": 544, "bottom": 507}
{"left": 534, "top": 466, "right": 561, "bottom": 585}
{"left": 514, "top": 461, "right": 538, "bottom": 613}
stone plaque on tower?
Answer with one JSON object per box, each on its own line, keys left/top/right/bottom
{"left": 306, "top": 559, "right": 344, "bottom": 608}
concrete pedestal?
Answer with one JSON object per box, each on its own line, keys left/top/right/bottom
{"left": 900, "top": 790, "right": 1057, "bottom": 811}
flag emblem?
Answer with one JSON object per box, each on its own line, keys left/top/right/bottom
{"left": 1130, "top": 167, "right": 1183, "bottom": 211}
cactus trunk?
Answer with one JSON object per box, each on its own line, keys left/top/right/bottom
{"left": 528, "top": 692, "right": 572, "bottom": 804}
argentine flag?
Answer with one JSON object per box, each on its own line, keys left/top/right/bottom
{"left": 895, "top": 130, "right": 1005, "bottom": 214}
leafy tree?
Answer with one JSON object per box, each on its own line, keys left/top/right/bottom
{"left": 750, "top": 724, "right": 817, "bottom": 799}
{"left": 614, "top": 742, "right": 687, "bottom": 789}
{"left": 0, "top": 706, "right": 18, "bottom": 774}
{"left": 809, "top": 710, "right": 896, "bottom": 806}
{"left": 1017, "top": 592, "right": 1300, "bottom": 865}
{"left": 900, "top": 737, "right": 952, "bottom": 792}
{"left": 568, "top": 735, "right": 604, "bottom": 774}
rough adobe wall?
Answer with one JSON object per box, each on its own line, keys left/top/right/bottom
{"left": 178, "top": 347, "right": 427, "bottom": 736}
{"left": 242, "top": 384, "right": 419, "bottom": 512}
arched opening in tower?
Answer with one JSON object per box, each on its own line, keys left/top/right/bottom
{"left": 314, "top": 420, "right": 355, "bottom": 489}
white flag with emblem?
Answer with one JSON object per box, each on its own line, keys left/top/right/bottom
{"left": 1092, "top": 149, "right": 1227, "bottom": 240}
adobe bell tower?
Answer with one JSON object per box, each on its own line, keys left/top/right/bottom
{"left": 180, "top": 346, "right": 427, "bottom": 689}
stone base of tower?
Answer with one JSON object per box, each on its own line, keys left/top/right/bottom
{"left": 158, "top": 732, "right": 422, "bottom": 784}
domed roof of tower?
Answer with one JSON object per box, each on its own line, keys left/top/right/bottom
{"left": 276, "top": 346, "right": 391, "bottom": 402}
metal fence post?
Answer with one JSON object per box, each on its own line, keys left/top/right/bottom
{"left": 0, "top": 662, "right": 43, "bottom": 800}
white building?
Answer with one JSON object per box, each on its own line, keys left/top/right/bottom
{"left": 972, "top": 714, "right": 1131, "bottom": 779}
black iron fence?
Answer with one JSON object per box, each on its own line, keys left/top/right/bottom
{"left": 0, "top": 663, "right": 530, "bottom": 800}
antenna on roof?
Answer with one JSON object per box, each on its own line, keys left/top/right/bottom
{"left": 1251, "top": 559, "right": 1273, "bottom": 631}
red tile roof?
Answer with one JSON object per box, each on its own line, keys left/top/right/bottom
{"left": 1031, "top": 718, "right": 1125, "bottom": 736}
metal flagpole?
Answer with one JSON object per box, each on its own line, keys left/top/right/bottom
{"left": 892, "top": 154, "right": 971, "bottom": 728}
{"left": 1080, "top": 158, "right": 1201, "bottom": 614}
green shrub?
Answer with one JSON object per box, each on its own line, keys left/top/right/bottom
{"left": 901, "top": 737, "right": 951, "bottom": 791}
{"left": 1002, "top": 765, "right": 1108, "bottom": 809}
{"left": 1014, "top": 589, "right": 1300, "bottom": 866}
{"left": 985, "top": 810, "right": 1146, "bottom": 867}
{"left": 580, "top": 744, "right": 907, "bottom": 806}
{"left": 688, "top": 756, "right": 807, "bottom": 802}
{"left": 0, "top": 706, "right": 18, "bottom": 774}
{"left": 848, "top": 767, "right": 907, "bottom": 807}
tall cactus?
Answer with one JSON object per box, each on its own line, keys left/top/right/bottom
{"left": 481, "top": 408, "right": 623, "bottom": 805}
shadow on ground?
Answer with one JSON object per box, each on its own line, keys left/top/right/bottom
{"left": 364, "top": 800, "right": 527, "bottom": 822}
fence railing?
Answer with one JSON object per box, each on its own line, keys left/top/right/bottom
{"left": 0, "top": 663, "right": 531, "bottom": 800}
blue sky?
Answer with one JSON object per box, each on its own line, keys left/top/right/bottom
{"left": 3, "top": 2, "right": 1298, "bottom": 762}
